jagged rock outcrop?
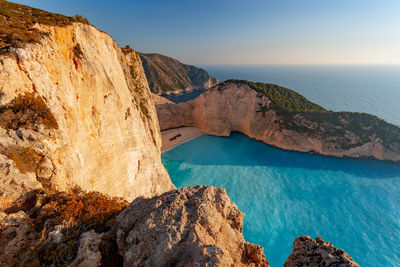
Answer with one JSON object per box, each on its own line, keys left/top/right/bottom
{"left": 117, "top": 185, "right": 269, "bottom": 267}
{"left": 0, "top": 8, "right": 174, "bottom": 208}
{"left": 155, "top": 80, "right": 400, "bottom": 162}
{"left": 285, "top": 236, "right": 360, "bottom": 267}
{"left": 139, "top": 52, "right": 219, "bottom": 95}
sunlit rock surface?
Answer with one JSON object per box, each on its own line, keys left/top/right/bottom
{"left": 117, "top": 185, "right": 269, "bottom": 267}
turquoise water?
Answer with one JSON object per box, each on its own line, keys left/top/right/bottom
{"left": 162, "top": 133, "right": 400, "bottom": 267}
{"left": 202, "top": 65, "right": 400, "bottom": 126}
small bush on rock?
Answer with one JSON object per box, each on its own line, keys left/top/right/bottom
{"left": 0, "top": 92, "right": 58, "bottom": 130}
{"left": 73, "top": 43, "right": 83, "bottom": 59}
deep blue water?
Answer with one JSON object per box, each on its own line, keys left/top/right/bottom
{"left": 201, "top": 65, "right": 400, "bottom": 126}
{"left": 162, "top": 133, "right": 400, "bottom": 267}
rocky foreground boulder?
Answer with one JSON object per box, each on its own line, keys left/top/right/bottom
{"left": 117, "top": 185, "right": 269, "bottom": 267}
{"left": 285, "top": 236, "right": 360, "bottom": 267}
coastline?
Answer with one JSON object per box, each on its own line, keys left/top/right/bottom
{"left": 161, "top": 127, "right": 204, "bottom": 152}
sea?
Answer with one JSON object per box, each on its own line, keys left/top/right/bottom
{"left": 161, "top": 65, "right": 400, "bottom": 267}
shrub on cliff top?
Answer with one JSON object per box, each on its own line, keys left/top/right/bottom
{"left": 0, "top": 1, "right": 89, "bottom": 51}
{"left": 70, "top": 14, "right": 90, "bottom": 24}
{"left": 221, "top": 79, "right": 327, "bottom": 113}
{"left": 122, "top": 44, "right": 134, "bottom": 54}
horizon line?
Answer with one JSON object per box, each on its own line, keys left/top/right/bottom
{"left": 195, "top": 62, "right": 400, "bottom": 66}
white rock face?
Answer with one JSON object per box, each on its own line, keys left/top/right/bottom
{"left": 155, "top": 83, "right": 400, "bottom": 162}
{"left": 0, "top": 23, "right": 174, "bottom": 206}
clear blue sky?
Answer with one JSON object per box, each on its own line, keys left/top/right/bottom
{"left": 11, "top": 0, "right": 400, "bottom": 65}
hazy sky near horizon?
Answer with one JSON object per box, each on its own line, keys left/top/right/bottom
{"left": 11, "top": 0, "right": 400, "bottom": 65}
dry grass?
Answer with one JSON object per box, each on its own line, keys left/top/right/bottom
{"left": 0, "top": 0, "right": 89, "bottom": 52}
{"left": 0, "top": 92, "right": 58, "bottom": 130}
{"left": 6, "top": 145, "right": 44, "bottom": 174}
{"left": 5, "top": 188, "right": 128, "bottom": 266}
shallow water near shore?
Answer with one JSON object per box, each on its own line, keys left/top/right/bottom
{"left": 162, "top": 133, "right": 400, "bottom": 267}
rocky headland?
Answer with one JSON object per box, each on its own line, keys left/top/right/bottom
{"left": 155, "top": 79, "right": 400, "bottom": 162}
{"left": 0, "top": 1, "right": 362, "bottom": 266}
{"left": 139, "top": 52, "right": 219, "bottom": 96}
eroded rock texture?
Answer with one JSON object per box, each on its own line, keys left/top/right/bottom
{"left": 117, "top": 185, "right": 269, "bottom": 267}
{"left": 284, "top": 236, "right": 360, "bottom": 267}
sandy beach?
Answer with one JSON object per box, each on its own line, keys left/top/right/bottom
{"left": 161, "top": 127, "right": 203, "bottom": 152}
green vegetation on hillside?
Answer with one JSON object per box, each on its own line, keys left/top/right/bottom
{"left": 298, "top": 111, "right": 400, "bottom": 150}
{"left": 139, "top": 52, "right": 219, "bottom": 94}
{"left": 222, "top": 79, "right": 400, "bottom": 150}
{"left": 0, "top": 0, "right": 89, "bottom": 51}
{"left": 221, "top": 79, "right": 327, "bottom": 113}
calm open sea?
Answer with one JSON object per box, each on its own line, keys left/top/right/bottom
{"left": 202, "top": 64, "right": 400, "bottom": 126}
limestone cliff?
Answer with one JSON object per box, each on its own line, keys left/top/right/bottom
{"left": 0, "top": 20, "right": 174, "bottom": 208}
{"left": 155, "top": 80, "right": 400, "bottom": 162}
